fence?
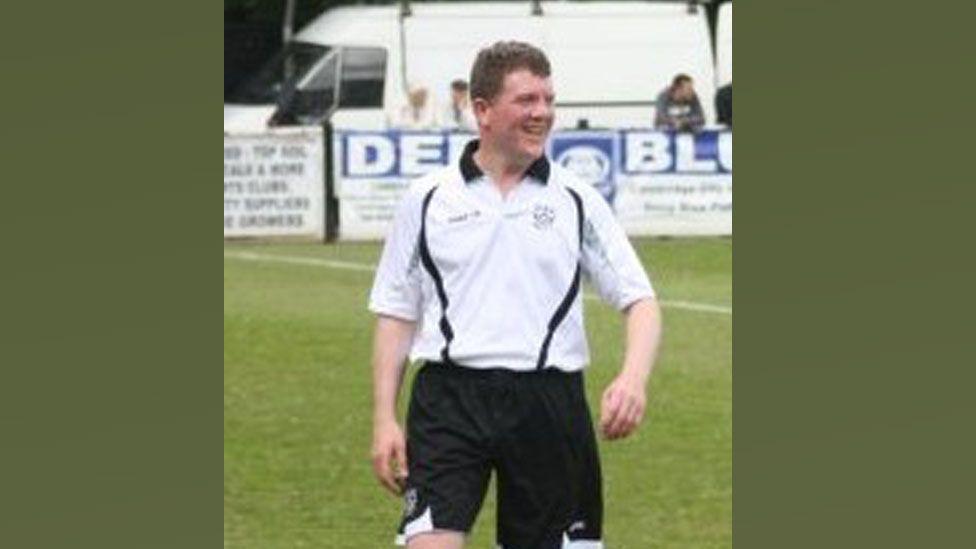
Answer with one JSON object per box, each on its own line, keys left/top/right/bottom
{"left": 223, "top": 125, "right": 731, "bottom": 241}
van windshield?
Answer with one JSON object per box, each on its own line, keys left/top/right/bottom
{"left": 227, "top": 42, "right": 332, "bottom": 104}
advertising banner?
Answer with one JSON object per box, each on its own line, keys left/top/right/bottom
{"left": 224, "top": 128, "right": 326, "bottom": 238}
{"left": 334, "top": 129, "right": 731, "bottom": 240}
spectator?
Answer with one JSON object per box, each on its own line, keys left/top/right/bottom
{"left": 716, "top": 82, "right": 732, "bottom": 128}
{"left": 654, "top": 74, "right": 705, "bottom": 132}
{"left": 442, "top": 79, "right": 477, "bottom": 131}
{"left": 389, "top": 85, "right": 438, "bottom": 130}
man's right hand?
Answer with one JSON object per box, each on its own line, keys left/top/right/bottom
{"left": 371, "top": 419, "right": 408, "bottom": 495}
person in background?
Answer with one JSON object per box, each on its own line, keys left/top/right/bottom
{"left": 389, "top": 85, "right": 439, "bottom": 130}
{"left": 442, "top": 79, "right": 478, "bottom": 132}
{"left": 716, "top": 81, "right": 732, "bottom": 128}
{"left": 653, "top": 73, "right": 705, "bottom": 132}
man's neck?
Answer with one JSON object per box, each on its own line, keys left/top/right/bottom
{"left": 474, "top": 145, "right": 532, "bottom": 194}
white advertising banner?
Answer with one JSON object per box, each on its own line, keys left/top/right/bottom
{"left": 333, "top": 129, "right": 731, "bottom": 240}
{"left": 224, "top": 127, "right": 326, "bottom": 238}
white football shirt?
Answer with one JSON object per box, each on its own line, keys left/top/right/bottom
{"left": 369, "top": 139, "right": 655, "bottom": 372}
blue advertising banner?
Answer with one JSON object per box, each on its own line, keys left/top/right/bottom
{"left": 334, "top": 129, "right": 731, "bottom": 239}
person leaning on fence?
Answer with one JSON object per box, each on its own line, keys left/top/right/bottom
{"left": 441, "top": 79, "right": 478, "bottom": 132}
{"left": 369, "top": 40, "right": 663, "bottom": 549}
{"left": 389, "top": 85, "right": 439, "bottom": 130}
{"left": 653, "top": 73, "right": 706, "bottom": 132}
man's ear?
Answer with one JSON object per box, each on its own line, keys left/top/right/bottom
{"left": 472, "top": 97, "right": 491, "bottom": 127}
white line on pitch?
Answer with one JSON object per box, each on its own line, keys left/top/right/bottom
{"left": 224, "top": 251, "right": 376, "bottom": 272}
{"left": 657, "top": 299, "right": 731, "bottom": 315}
{"left": 225, "top": 251, "right": 732, "bottom": 316}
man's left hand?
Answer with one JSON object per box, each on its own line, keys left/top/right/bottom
{"left": 599, "top": 372, "right": 647, "bottom": 440}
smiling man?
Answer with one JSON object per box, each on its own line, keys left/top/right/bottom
{"left": 369, "top": 41, "right": 662, "bottom": 549}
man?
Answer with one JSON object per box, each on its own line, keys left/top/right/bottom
{"left": 442, "top": 79, "right": 478, "bottom": 132}
{"left": 716, "top": 81, "right": 732, "bottom": 128}
{"left": 369, "top": 41, "right": 662, "bottom": 549}
{"left": 653, "top": 73, "right": 706, "bottom": 132}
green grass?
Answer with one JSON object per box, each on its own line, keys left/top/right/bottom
{"left": 224, "top": 237, "right": 731, "bottom": 548}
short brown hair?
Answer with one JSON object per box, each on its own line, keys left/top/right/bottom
{"left": 469, "top": 41, "right": 551, "bottom": 102}
{"left": 671, "top": 73, "right": 693, "bottom": 88}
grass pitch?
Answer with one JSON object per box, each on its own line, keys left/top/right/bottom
{"left": 224, "top": 237, "right": 731, "bottom": 548}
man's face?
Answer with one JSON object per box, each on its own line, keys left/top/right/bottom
{"left": 676, "top": 81, "right": 695, "bottom": 101}
{"left": 476, "top": 69, "right": 555, "bottom": 164}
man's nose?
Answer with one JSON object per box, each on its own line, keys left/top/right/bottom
{"left": 530, "top": 100, "right": 553, "bottom": 119}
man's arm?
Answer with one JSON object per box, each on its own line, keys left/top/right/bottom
{"left": 600, "top": 297, "right": 662, "bottom": 440}
{"left": 371, "top": 314, "right": 417, "bottom": 495}
{"left": 687, "top": 96, "right": 706, "bottom": 132}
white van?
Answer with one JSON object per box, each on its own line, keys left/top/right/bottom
{"left": 224, "top": 1, "right": 717, "bottom": 132}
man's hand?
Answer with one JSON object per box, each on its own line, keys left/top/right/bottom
{"left": 371, "top": 419, "right": 408, "bottom": 495}
{"left": 599, "top": 371, "right": 648, "bottom": 440}
{"left": 370, "top": 315, "right": 416, "bottom": 496}
{"left": 600, "top": 298, "right": 660, "bottom": 440}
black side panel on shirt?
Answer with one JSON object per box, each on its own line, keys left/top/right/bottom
{"left": 417, "top": 186, "right": 456, "bottom": 365}
{"left": 536, "top": 187, "right": 585, "bottom": 370}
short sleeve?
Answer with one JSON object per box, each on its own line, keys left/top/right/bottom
{"left": 575, "top": 182, "right": 656, "bottom": 311}
{"left": 368, "top": 186, "right": 426, "bottom": 321}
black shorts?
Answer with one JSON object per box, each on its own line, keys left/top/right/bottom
{"left": 395, "top": 361, "right": 603, "bottom": 548}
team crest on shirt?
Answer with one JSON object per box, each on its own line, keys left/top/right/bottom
{"left": 532, "top": 203, "right": 556, "bottom": 230}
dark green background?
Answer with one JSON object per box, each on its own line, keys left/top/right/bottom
{"left": 736, "top": 1, "right": 973, "bottom": 547}
{"left": 3, "top": 0, "right": 973, "bottom": 547}
{"left": 2, "top": 1, "right": 220, "bottom": 547}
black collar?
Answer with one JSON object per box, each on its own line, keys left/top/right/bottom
{"left": 458, "top": 139, "right": 550, "bottom": 185}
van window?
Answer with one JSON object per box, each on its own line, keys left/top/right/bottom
{"left": 338, "top": 47, "right": 387, "bottom": 108}
{"left": 281, "top": 51, "right": 339, "bottom": 125}
{"left": 301, "top": 53, "right": 339, "bottom": 100}
{"left": 227, "top": 42, "right": 331, "bottom": 104}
